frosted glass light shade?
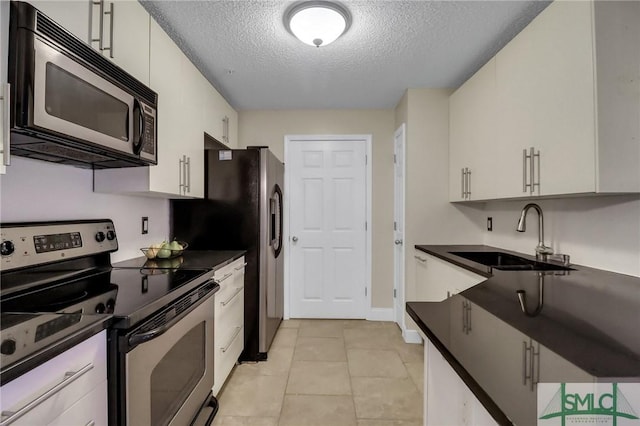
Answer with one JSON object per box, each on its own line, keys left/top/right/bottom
{"left": 286, "top": 2, "right": 351, "bottom": 47}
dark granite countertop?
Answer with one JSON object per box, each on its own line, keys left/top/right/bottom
{"left": 407, "top": 245, "right": 640, "bottom": 426}
{"left": 113, "top": 250, "right": 246, "bottom": 270}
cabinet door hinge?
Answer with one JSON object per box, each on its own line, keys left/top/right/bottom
{"left": 365, "top": 221, "right": 367, "bottom": 231}
{"left": 365, "top": 287, "right": 368, "bottom": 297}
{"left": 365, "top": 155, "right": 368, "bottom": 165}
{"left": 393, "top": 221, "right": 397, "bottom": 231}
{"left": 393, "top": 288, "right": 397, "bottom": 298}
{"left": 394, "top": 154, "right": 397, "bottom": 164}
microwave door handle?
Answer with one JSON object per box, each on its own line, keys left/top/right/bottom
{"left": 132, "top": 99, "right": 145, "bottom": 155}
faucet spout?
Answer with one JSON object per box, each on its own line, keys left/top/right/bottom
{"left": 516, "top": 203, "right": 553, "bottom": 261}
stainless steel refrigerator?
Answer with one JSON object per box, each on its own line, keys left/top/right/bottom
{"left": 171, "top": 147, "right": 284, "bottom": 361}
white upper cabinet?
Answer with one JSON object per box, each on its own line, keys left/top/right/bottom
{"left": 201, "top": 76, "right": 238, "bottom": 148}
{"left": 28, "top": 1, "right": 91, "bottom": 43}
{"left": 449, "top": 0, "right": 640, "bottom": 201}
{"left": 94, "top": 19, "right": 204, "bottom": 198}
{"left": 91, "top": 0, "right": 151, "bottom": 84}
{"left": 449, "top": 58, "right": 496, "bottom": 201}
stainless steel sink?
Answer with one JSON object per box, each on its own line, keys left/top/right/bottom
{"left": 449, "top": 251, "right": 574, "bottom": 271}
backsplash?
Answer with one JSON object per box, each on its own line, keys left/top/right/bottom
{"left": 0, "top": 157, "right": 169, "bottom": 262}
{"left": 482, "top": 195, "right": 640, "bottom": 277}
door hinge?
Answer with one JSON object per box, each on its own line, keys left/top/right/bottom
{"left": 365, "top": 155, "right": 368, "bottom": 165}
{"left": 394, "top": 154, "right": 397, "bottom": 164}
{"left": 394, "top": 288, "right": 397, "bottom": 298}
{"left": 394, "top": 221, "right": 397, "bottom": 231}
{"left": 365, "top": 287, "right": 368, "bottom": 296}
{"left": 365, "top": 221, "right": 367, "bottom": 231}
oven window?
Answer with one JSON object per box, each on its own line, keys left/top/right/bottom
{"left": 44, "top": 63, "right": 129, "bottom": 141}
{"left": 150, "top": 322, "right": 205, "bottom": 426}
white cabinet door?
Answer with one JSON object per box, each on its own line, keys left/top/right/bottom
{"left": 180, "top": 56, "right": 205, "bottom": 198}
{"left": 202, "top": 81, "right": 238, "bottom": 148}
{"left": 29, "top": 1, "right": 91, "bottom": 43}
{"left": 97, "top": 0, "right": 150, "bottom": 84}
{"left": 496, "top": 0, "right": 596, "bottom": 198}
{"left": 449, "top": 58, "right": 496, "bottom": 201}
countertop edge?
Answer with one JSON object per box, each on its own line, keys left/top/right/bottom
{"left": 406, "top": 302, "right": 512, "bottom": 426}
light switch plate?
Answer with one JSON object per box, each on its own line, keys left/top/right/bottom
{"left": 141, "top": 217, "right": 149, "bottom": 234}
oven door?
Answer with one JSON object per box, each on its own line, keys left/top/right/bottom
{"left": 124, "top": 294, "right": 214, "bottom": 426}
{"left": 31, "top": 36, "right": 153, "bottom": 161}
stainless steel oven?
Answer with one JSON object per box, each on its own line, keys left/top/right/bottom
{"left": 121, "top": 284, "right": 215, "bottom": 426}
{"left": 8, "top": 2, "right": 157, "bottom": 168}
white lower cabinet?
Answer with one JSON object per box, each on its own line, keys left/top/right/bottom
{"left": 212, "top": 257, "right": 246, "bottom": 396}
{"left": 0, "top": 331, "right": 107, "bottom": 426}
{"left": 423, "top": 338, "right": 496, "bottom": 426}
{"left": 414, "top": 251, "right": 485, "bottom": 301}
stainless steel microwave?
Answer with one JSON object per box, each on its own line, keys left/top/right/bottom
{"left": 8, "top": 1, "right": 157, "bottom": 169}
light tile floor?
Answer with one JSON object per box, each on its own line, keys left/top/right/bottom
{"left": 214, "top": 320, "right": 424, "bottom": 426}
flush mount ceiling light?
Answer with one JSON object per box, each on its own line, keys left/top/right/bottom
{"left": 285, "top": 1, "right": 351, "bottom": 47}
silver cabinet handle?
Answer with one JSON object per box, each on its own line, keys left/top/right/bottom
{"left": 102, "top": 2, "right": 114, "bottom": 58}
{"left": 522, "top": 340, "right": 529, "bottom": 385}
{"left": 394, "top": 239, "right": 403, "bottom": 245}
{"left": 529, "top": 147, "right": 535, "bottom": 195}
{"left": 1, "top": 84, "right": 10, "bottom": 166}
{"left": 220, "top": 287, "right": 242, "bottom": 307}
{"left": 216, "top": 272, "right": 233, "bottom": 283}
{"left": 292, "top": 236, "right": 298, "bottom": 242}
{"left": 222, "top": 116, "right": 229, "bottom": 144}
{"left": 461, "top": 168, "right": 465, "bottom": 198}
{"left": 221, "top": 327, "right": 242, "bottom": 353}
{"left": 91, "top": 0, "right": 104, "bottom": 50}
{"left": 0, "top": 363, "right": 94, "bottom": 426}
{"left": 234, "top": 262, "right": 248, "bottom": 271}
{"left": 532, "top": 148, "right": 540, "bottom": 194}
{"left": 523, "top": 149, "right": 529, "bottom": 193}
{"left": 466, "top": 168, "right": 471, "bottom": 198}
{"left": 414, "top": 255, "right": 426, "bottom": 262}
{"left": 178, "top": 156, "right": 185, "bottom": 192}
{"left": 185, "top": 156, "right": 191, "bottom": 193}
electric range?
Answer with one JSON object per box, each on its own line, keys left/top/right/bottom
{"left": 0, "top": 220, "right": 220, "bottom": 425}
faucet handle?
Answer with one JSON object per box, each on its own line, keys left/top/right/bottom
{"left": 548, "top": 253, "right": 570, "bottom": 266}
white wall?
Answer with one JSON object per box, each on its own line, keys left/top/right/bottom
{"left": 481, "top": 195, "right": 640, "bottom": 277}
{"left": 0, "top": 157, "right": 170, "bottom": 262}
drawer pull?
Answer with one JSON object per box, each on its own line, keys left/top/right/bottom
{"left": 220, "top": 287, "right": 243, "bottom": 307}
{"left": 234, "top": 262, "right": 248, "bottom": 271}
{"left": 0, "top": 363, "right": 94, "bottom": 426}
{"left": 216, "top": 272, "right": 233, "bottom": 283}
{"left": 221, "top": 327, "right": 242, "bottom": 353}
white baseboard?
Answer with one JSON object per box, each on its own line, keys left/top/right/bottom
{"left": 366, "top": 308, "right": 394, "bottom": 321}
{"left": 402, "top": 329, "right": 423, "bottom": 344}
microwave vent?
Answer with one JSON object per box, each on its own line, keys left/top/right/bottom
{"left": 17, "top": 142, "right": 112, "bottom": 163}
{"left": 35, "top": 11, "right": 157, "bottom": 106}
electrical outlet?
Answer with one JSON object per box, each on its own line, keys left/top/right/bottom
{"left": 487, "top": 217, "right": 493, "bottom": 232}
{"left": 141, "top": 217, "right": 149, "bottom": 234}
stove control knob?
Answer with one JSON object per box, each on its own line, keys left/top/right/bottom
{"left": 1, "top": 240, "right": 15, "bottom": 256}
{"left": 95, "top": 303, "right": 106, "bottom": 314}
{"left": 1, "top": 339, "right": 16, "bottom": 355}
{"left": 106, "top": 298, "right": 116, "bottom": 311}
{"left": 95, "top": 232, "right": 106, "bottom": 243}
{"left": 106, "top": 231, "right": 116, "bottom": 241}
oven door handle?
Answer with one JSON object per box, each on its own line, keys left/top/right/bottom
{"left": 127, "top": 279, "right": 216, "bottom": 348}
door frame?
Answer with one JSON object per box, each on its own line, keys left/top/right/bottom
{"left": 283, "top": 134, "right": 372, "bottom": 320}
{"left": 393, "top": 123, "right": 406, "bottom": 330}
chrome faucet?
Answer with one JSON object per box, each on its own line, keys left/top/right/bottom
{"left": 516, "top": 203, "right": 554, "bottom": 261}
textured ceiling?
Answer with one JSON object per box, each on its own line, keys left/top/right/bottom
{"left": 141, "top": 1, "right": 551, "bottom": 110}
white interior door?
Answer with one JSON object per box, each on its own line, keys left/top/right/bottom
{"left": 393, "top": 124, "right": 406, "bottom": 327}
{"left": 288, "top": 138, "right": 367, "bottom": 318}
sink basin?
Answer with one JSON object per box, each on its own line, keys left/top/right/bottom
{"left": 449, "top": 251, "right": 574, "bottom": 271}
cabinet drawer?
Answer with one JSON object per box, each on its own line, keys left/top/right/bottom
{"left": 215, "top": 284, "right": 244, "bottom": 324}
{"left": 47, "top": 381, "right": 107, "bottom": 426}
{"left": 0, "top": 331, "right": 107, "bottom": 426}
{"left": 213, "top": 325, "right": 244, "bottom": 396}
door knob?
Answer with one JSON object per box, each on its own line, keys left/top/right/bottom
{"left": 394, "top": 239, "right": 403, "bottom": 245}
{"left": 292, "top": 236, "right": 298, "bottom": 242}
